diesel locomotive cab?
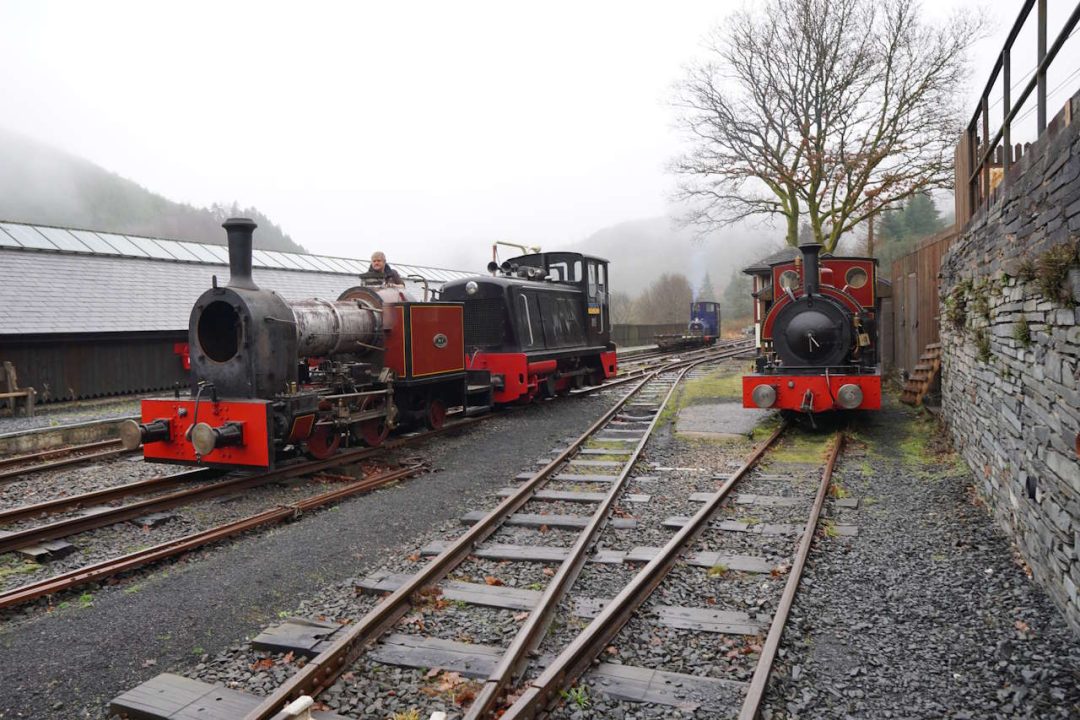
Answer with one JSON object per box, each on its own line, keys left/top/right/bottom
{"left": 441, "top": 251, "right": 618, "bottom": 403}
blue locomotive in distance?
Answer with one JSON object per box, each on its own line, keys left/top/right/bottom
{"left": 656, "top": 301, "right": 721, "bottom": 351}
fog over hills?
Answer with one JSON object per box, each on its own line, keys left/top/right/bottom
{"left": 566, "top": 215, "right": 784, "bottom": 297}
{"left": 0, "top": 127, "right": 304, "bottom": 253}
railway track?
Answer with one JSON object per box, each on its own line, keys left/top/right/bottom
{"left": 0, "top": 438, "right": 131, "bottom": 483}
{"left": 109, "top": 343, "right": 768, "bottom": 719}
{"left": 0, "top": 345, "right": 752, "bottom": 613}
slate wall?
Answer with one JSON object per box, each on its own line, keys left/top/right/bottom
{"left": 940, "top": 93, "right": 1080, "bottom": 632}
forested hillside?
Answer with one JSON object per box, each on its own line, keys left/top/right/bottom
{"left": 0, "top": 128, "right": 304, "bottom": 253}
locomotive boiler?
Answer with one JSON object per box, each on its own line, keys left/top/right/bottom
{"left": 742, "top": 242, "right": 884, "bottom": 414}
{"left": 120, "top": 218, "right": 470, "bottom": 468}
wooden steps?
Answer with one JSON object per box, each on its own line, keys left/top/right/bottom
{"left": 901, "top": 342, "right": 941, "bottom": 406}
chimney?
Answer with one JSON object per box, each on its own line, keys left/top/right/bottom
{"left": 799, "top": 242, "right": 822, "bottom": 296}
{"left": 223, "top": 218, "right": 258, "bottom": 290}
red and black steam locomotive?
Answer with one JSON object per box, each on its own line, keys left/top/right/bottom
{"left": 742, "top": 242, "right": 885, "bottom": 414}
{"left": 120, "top": 219, "right": 617, "bottom": 469}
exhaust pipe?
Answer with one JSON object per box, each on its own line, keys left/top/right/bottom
{"left": 799, "top": 242, "right": 822, "bottom": 296}
{"left": 223, "top": 217, "right": 258, "bottom": 290}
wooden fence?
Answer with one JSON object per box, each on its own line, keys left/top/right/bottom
{"left": 887, "top": 227, "right": 957, "bottom": 372}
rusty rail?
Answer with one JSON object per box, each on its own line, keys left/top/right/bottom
{"left": 738, "top": 432, "right": 844, "bottom": 719}
{"left": 498, "top": 423, "right": 788, "bottom": 719}
{"left": 0, "top": 466, "right": 420, "bottom": 611}
{"left": 0, "top": 440, "right": 129, "bottom": 483}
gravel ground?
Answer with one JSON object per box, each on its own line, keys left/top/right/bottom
{"left": 0, "top": 389, "right": 621, "bottom": 719}
{"left": 759, "top": 400, "right": 1080, "bottom": 720}
{"left": 5, "top": 367, "right": 1079, "bottom": 720}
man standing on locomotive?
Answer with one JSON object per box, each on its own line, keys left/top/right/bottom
{"left": 367, "top": 251, "right": 404, "bottom": 285}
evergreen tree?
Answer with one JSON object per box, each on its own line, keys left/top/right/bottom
{"left": 901, "top": 193, "right": 944, "bottom": 238}
{"left": 721, "top": 270, "right": 752, "bottom": 321}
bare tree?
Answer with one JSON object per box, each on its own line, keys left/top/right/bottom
{"left": 608, "top": 290, "right": 635, "bottom": 324}
{"left": 634, "top": 273, "right": 694, "bottom": 323}
{"left": 672, "top": 0, "right": 983, "bottom": 252}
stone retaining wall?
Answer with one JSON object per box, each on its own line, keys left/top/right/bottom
{"left": 940, "top": 93, "right": 1080, "bottom": 632}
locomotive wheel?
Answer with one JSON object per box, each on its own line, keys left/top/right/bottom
{"left": 305, "top": 425, "right": 342, "bottom": 460}
{"left": 425, "top": 399, "right": 447, "bottom": 430}
{"left": 360, "top": 418, "right": 390, "bottom": 447}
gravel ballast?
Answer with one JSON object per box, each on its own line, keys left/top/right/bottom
{"left": 3, "top": 372, "right": 1078, "bottom": 719}
{"left": 0, "top": 391, "right": 620, "bottom": 719}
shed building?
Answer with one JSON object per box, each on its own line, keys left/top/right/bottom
{"left": 0, "top": 220, "right": 474, "bottom": 403}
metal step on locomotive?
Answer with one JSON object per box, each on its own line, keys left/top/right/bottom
{"left": 120, "top": 219, "right": 618, "bottom": 469}
{"left": 742, "top": 242, "right": 888, "bottom": 415}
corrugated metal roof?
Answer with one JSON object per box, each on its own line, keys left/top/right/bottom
{"left": 0, "top": 220, "right": 477, "bottom": 336}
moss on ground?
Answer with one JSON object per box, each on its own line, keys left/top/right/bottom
{"left": 658, "top": 365, "right": 745, "bottom": 426}
{"left": 767, "top": 432, "right": 833, "bottom": 464}
{"left": 0, "top": 559, "right": 40, "bottom": 580}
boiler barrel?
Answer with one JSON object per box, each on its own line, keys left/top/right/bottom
{"left": 290, "top": 299, "right": 382, "bottom": 356}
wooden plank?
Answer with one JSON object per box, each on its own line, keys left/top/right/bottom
{"left": 574, "top": 598, "right": 765, "bottom": 635}
{"left": 588, "top": 663, "right": 746, "bottom": 713}
{"left": 421, "top": 541, "right": 568, "bottom": 563}
{"left": 592, "top": 436, "right": 641, "bottom": 443}
{"left": 496, "top": 488, "right": 650, "bottom": 503}
{"left": 662, "top": 517, "right": 801, "bottom": 535}
{"left": 623, "top": 546, "right": 774, "bottom": 574}
{"left": 688, "top": 493, "right": 802, "bottom": 507}
{"left": 368, "top": 633, "right": 502, "bottom": 678}
{"left": 356, "top": 571, "right": 542, "bottom": 611}
{"left": 109, "top": 673, "right": 346, "bottom": 720}
{"left": 576, "top": 448, "right": 632, "bottom": 456}
{"left": 598, "top": 429, "right": 647, "bottom": 436}
{"left": 250, "top": 618, "right": 342, "bottom": 657}
{"left": 565, "top": 460, "right": 624, "bottom": 468}
{"left": 460, "top": 510, "right": 637, "bottom": 530}
{"left": 515, "top": 472, "right": 617, "bottom": 483}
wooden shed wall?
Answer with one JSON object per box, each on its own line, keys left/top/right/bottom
{"left": 887, "top": 227, "right": 957, "bottom": 372}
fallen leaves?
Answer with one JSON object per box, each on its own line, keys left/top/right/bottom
{"left": 484, "top": 575, "right": 505, "bottom": 586}
{"left": 250, "top": 657, "right": 274, "bottom": 671}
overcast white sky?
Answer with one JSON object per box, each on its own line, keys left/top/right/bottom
{"left": 0, "top": 1, "right": 1075, "bottom": 270}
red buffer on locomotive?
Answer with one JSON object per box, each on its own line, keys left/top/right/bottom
{"left": 742, "top": 242, "right": 888, "bottom": 415}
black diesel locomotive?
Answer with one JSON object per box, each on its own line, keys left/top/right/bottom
{"left": 441, "top": 252, "right": 618, "bottom": 403}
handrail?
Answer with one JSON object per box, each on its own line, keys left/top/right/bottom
{"left": 963, "top": 0, "right": 1080, "bottom": 217}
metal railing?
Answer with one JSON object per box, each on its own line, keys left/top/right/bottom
{"left": 965, "top": 0, "right": 1080, "bottom": 215}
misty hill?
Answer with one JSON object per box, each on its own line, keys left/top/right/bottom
{"left": 0, "top": 127, "right": 304, "bottom": 253}
{"left": 567, "top": 216, "right": 783, "bottom": 297}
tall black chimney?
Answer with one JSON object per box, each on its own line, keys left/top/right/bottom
{"left": 799, "top": 242, "right": 822, "bottom": 296}
{"left": 223, "top": 217, "right": 258, "bottom": 290}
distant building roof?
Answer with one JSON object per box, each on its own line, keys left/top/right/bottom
{"left": 0, "top": 220, "right": 475, "bottom": 336}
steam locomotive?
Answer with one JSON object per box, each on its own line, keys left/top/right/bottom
{"left": 120, "top": 219, "right": 617, "bottom": 469}
{"left": 742, "top": 242, "right": 884, "bottom": 414}
{"left": 655, "top": 301, "right": 721, "bottom": 351}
